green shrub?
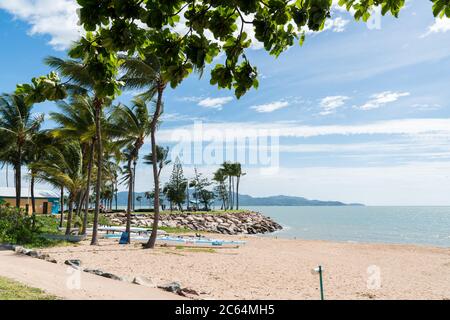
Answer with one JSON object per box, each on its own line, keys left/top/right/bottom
{"left": 0, "top": 207, "right": 40, "bottom": 244}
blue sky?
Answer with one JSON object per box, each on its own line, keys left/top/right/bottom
{"left": 1, "top": 0, "right": 450, "bottom": 205}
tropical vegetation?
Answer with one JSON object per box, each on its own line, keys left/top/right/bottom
{"left": 1, "top": 0, "right": 445, "bottom": 249}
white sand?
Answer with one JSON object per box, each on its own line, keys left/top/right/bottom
{"left": 39, "top": 236, "right": 450, "bottom": 300}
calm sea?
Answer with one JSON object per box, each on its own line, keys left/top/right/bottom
{"left": 242, "top": 206, "right": 450, "bottom": 247}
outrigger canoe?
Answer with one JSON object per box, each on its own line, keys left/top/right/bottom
{"left": 103, "top": 234, "right": 246, "bottom": 248}
{"left": 157, "top": 236, "right": 246, "bottom": 248}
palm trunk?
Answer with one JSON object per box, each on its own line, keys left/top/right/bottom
{"left": 59, "top": 186, "right": 64, "bottom": 228}
{"left": 145, "top": 85, "right": 164, "bottom": 249}
{"left": 5, "top": 164, "right": 9, "bottom": 188}
{"left": 186, "top": 179, "right": 190, "bottom": 211}
{"left": 30, "top": 173, "right": 36, "bottom": 214}
{"left": 132, "top": 160, "right": 137, "bottom": 212}
{"left": 125, "top": 157, "right": 133, "bottom": 244}
{"left": 236, "top": 176, "right": 240, "bottom": 210}
{"left": 228, "top": 176, "right": 232, "bottom": 210}
{"left": 15, "top": 153, "right": 21, "bottom": 209}
{"left": 91, "top": 98, "right": 103, "bottom": 246}
{"left": 65, "top": 198, "right": 74, "bottom": 235}
{"left": 115, "top": 181, "right": 118, "bottom": 211}
{"left": 81, "top": 140, "right": 95, "bottom": 235}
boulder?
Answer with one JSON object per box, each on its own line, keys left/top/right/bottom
{"left": 178, "top": 288, "right": 200, "bottom": 297}
{"left": 83, "top": 268, "right": 105, "bottom": 276}
{"left": 14, "top": 246, "right": 30, "bottom": 255}
{"left": 158, "top": 282, "right": 182, "bottom": 293}
{"left": 132, "top": 276, "right": 156, "bottom": 288}
{"left": 26, "top": 250, "right": 39, "bottom": 258}
{"left": 65, "top": 259, "right": 81, "bottom": 268}
{"left": 102, "top": 272, "right": 123, "bottom": 281}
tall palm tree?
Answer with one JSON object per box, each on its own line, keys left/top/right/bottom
{"left": 50, "top": 94, "right": 96, "bottom": 235}
{"left": 233, "top": 163, "right": 246, "bottom": 210}
{"left": 32, "top": 141, "right": 86, "bottom": 235}
{"left": 109, "top": 99, "right": 152, "bottom": 241}
{"left": 213, "top": 168, "right": 228, "bottom": 210}
{"left": 0, "top": 94, "right": 44, "bottom": 208}
{"left": 45, "top": 56, "right": 113, "bottom": 245}
{"left": 222, "top": 162, "right": 234, "bottom": 210}
{"left": 24, "top": 131, "right": 53, "bottom": 214}
{"left": 120, "top": 54, "right": 167, "bottom": 249}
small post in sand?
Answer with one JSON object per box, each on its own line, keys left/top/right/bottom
{"left": 312, "top": 265, "right": 325, "bottom": 300}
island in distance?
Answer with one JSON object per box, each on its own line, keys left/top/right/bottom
{"left": 233, "top": 194, "right": 364, "bottom": 206}
{"left": 116, "top": 192, "right": 364, "bottom": 207}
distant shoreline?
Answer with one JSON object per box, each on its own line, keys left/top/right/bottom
{"left": 114, "top": 191, "right": 365, "bottom": 207}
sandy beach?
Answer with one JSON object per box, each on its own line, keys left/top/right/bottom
{"left": 40, "top": 235, "right": 450, "bottom": 300}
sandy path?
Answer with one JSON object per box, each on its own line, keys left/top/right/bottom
{"left": 41, "top": 236, "right": 450, "bottom": 300}
{"left": 0, "top": 250, "right": 183, "bottom": 300}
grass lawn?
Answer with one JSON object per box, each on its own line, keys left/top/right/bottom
{"left": 0, "top": 276, "right": 59, "bottom": 300}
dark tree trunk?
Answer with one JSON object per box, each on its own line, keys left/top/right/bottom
{"left": 132, "top": 160, "right": 137, "bottom": 212}
{"left": 30, "top": 173, "right": 36, "bottom": 214}
{"left": 145, "top": 86, "right": 164, "bottom": 249}
{"left": 59, "top": 186, "right": 64, "bottom": 228}
{"left": 65, "top": 198, "right": 74, "bottom": 235}
{"left": 15, "top": 152, "right": 21, "bottom": 208}
{"left": 236, "top": 176, "right": 240, "bottom": 210}
{"left": 5, "top": 164, "right": 9, "bottom": 188}
{"left": 91, "top": 98, "right": 103, "bottom": 245}
{"left": 115, "top": 180, "right": 118, "bottom": 211}
{"left": 228, "top": 176, "right": 232, "bottom": 210}
{"left": 82, "top": 140, "right": 95, "bottom": 235}
{"left": 125, "top": 157, "right": 133, "bottom": 244}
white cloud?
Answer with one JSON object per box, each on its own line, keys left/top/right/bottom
{"left": 197, "top": 97, "right": 233, "bottom": 109}
{"left": 157, "top": 118, "right": 450, "bottom": 142}
{"left": 423, "top": 17, "right": 450, "bottom": 37}
{"left": 322, "top": 17, "right": 350, "bottom": 33}
{"left": 0, "top": 0, "right": 82, "bottom": 50}
{"left": 251, "top": 101, "right": 289, "bottom": 113}
{"left": 319, "top": 95, "right": 350, "bottom": 115}
{"left": 358, "top": 91, "right": 410, "bottom": 110}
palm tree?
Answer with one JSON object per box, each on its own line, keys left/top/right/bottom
{"left": 136, "top": 195, "right": 143, "bottom": 209}
{"left": 0, "top": 94, "right": 44, "bottom": 208}
{"left": 120, "top": 54, "right": 167, "bottom": 249}
{"left": 24, "top": 131, "right": 53, "bottom": 214}
{"left": 32, "top": 141, "right": 86, "bottom": 235}
{"left": 233, "top": 163, "right": 246, "bottom": 210}
{"left": 50, "top": 95, "right": 96, "bottom": 234}
{"left": 213, "top": 168, "right": 228, "bottom": 210}
{"left": 109, "top": 99, "right": 152, "bottom": 240}
{"left": 143, "top": 145, "right": 171, "bottom": 179}
{"left": 45, "top": 55, "right": 114, "bottom": 245}
{"left": 144, "top": 191, "right": 153, "bottom": 209}
{"left": 222, "top": 162, "right": 234, "bottom": 210}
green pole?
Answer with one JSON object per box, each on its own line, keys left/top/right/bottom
{"left": 319, "top": 265, "right": 324, "bottom": 300}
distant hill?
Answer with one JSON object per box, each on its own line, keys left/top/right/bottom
{"left": 115, "top": 191, "right": 363, "bottom": 207}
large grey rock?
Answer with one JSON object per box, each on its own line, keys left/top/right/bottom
{"left": 14, "top": 246, "right": 29, "bottom": 255}
{"left": 132, "top": 276, "right": 156, "bottom": 288}
{"left": 83, "top": 268, "right": 105, "bottom": 276}
{"left": 158, "top": 282, "right": 181, "bottom": 293}
{"left": 65, "top": 259, "right": 81, "bottom": 268}
{"left": 102, "top": 272, "right": 123, "bottom": 281}
{"left": 26, "top": 250, "right": 39, "bottom": 258}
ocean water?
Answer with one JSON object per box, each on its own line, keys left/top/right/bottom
{"left": 242, "top": 206, "right": 450, "bottom": 247}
